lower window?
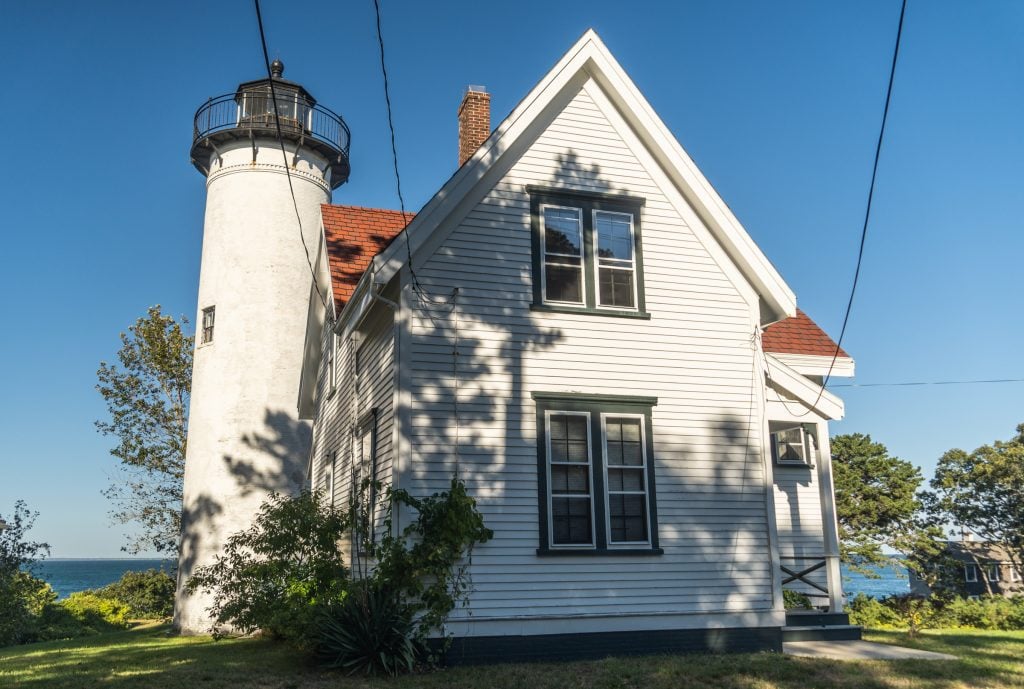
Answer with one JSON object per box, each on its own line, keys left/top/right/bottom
{"left": 535, "top": 393, "right": 660, "bottom": 554}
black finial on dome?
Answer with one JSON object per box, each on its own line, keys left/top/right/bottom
{"left": 271, "top": 59, "right": 284, "bottom": 79}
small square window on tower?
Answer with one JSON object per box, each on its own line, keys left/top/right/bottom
{"left": 201, "top": 306, "right": 216, "bottom": 344}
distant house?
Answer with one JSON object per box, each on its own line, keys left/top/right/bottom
{"left": 296, "top": 30, "right": 858, "bottom": 661}
{"left": 911, "top": 540, "right": 1024, "bottom": 598}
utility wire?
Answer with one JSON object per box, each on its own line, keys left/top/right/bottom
{"left": 781, "top": 0, "right": 908, "bottom": 416}
{"left": 830, "top": 378, "right": 1024, "bottom": 389}
{"left": 253, "top": 0, "right": 330, "bottom": 314}
{"left": 371, "top": 0, "right": 418, "bottom": 290}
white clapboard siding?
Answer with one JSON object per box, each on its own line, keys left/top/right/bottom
{"left": 310, "top": 307, "right": 396, "bottom": 551}
{"left": 400, "top": 81, "right": 777, "bottom": 622}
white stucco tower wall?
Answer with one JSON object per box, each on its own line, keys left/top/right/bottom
{"left": 174, "top": 64, "right": 347, "bottom": 633}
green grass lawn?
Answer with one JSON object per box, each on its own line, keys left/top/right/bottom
{"left": 1, "top": 624, "right": 1022, "bottom": 689}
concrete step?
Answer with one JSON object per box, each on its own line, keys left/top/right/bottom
{"left": 782, "top": 624, "right": 863, "bottom": 642}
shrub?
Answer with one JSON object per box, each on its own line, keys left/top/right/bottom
{"left": 317, "top": 581, "right": 416, "bottom": 676}
{"left": 847, "top": 592, "right": 905, "bottom": 628}
{"left": 95, "top": 569, "right": 175, "bottom": 619}
{"left": 185, "top": 490, "right": 351, "bottom": 645}
{"left": 0, "top": 501, "right": 51, "bottom": 647}
{"left": 0, "top": 572, "right": 56, "bottom": 646}
{"left": 32, "top": 593, "right": 132, "bottom": 642}
{"left": 783, "top": 590, "right": 813, "bottom": 610}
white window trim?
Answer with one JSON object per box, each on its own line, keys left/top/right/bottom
{"left": 600, "top": 412, "right": 651, "bottom": 548}
{"left": 1010, "top": 566, "right": 1022, "bottom": 582}
{"left": 592, "top": 209, "right": 639, "bottom": 312}
{"left": 327, "top": 332, "right": 337, "bottom": 394}
{"left": 965, "top": 564, "right": 978, "bottom": 582}
{"left": 545, "top": 410, "right": 596, "bottom": 549}
{"left": 200, "top": 306, "right": 215, "bottom": 346}
{"left": 325, "top": 451, "right": 336, "bottom": 507}
{"left": 539, "top": 204, "right": 586, "bottom": 307}
{"left": 771, "top": 425, "right": 817, "bottom": 466}
{"left": 986, "top": 564, "right": 1000, "bottom": 582}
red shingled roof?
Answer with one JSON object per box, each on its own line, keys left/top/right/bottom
{"left": 321, "top": 205, "right": 412, "bottom": 313}
{"left": 762, "top": 309, "right": 848, "bottom": 358}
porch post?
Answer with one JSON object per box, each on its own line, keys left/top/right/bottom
{"left": 815, "top": 423, "right": 845, "bottom": 612}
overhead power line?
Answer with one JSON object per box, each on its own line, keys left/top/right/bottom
{"left": 796, "top": 0, "right": 908, "bottom": 415}
{"left": 830, "top": 377, "right": 1024, "bottom": 389}
{"left": 252, "top": 0, "right": 330, "bottom": 314}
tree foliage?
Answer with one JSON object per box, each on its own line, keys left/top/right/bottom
{"left": 0, "top": 501, "right": 53, "bottom": 646}
{"left": 831, "top": 433, "right": 941, "bottom": 573}
{"left": 185, "top": 490, "right": 351, "bottom": 643}
{"left": 925, "top": 423, "right": 1024, "bottom": 574}
{"left": 96, "top": 306, "right": 192, "bottom": 555}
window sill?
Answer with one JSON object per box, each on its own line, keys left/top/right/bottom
{"left": 530, "top": 304, "right": 651, "bottom": 320}
{"left": 536, "top": 547, "right": 663, "bottom": 557}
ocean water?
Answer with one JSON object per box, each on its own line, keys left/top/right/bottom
{"left": 31, "top": 559, "right": 175, "bottom": 600}
{"left": 842, "top": 562, "right": 911, "bottom": 599}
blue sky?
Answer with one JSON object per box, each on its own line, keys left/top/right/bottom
{"left": 2, "top": 1, "right": 1021, "bottom": 557}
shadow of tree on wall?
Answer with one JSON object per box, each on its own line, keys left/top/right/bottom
{"left": 397, "top": 141, "right": 785, "bottom": 631}
{"left": 175, "top": 409, "right": 313, "bottom": 632}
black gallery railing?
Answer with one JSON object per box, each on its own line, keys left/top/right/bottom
{"left": 193, "top": 93, "right": 351, "bottom": 158}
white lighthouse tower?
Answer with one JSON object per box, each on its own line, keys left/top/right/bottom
{"left": 174, "top": 60, "right": 350, "bottom": 633}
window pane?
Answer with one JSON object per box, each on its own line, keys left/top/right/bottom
{"left": 774, "top": 428, "right": 805, "bottom": 462}
{"left": 609, "top": 494, "right": 647, "bottom": 543}
{"left": 552, "top": 497, "right": 592, "bottom": 544}
{"left": 551, "top": 465, "right": 590, "bottom": 494}
{"left": 596, "top": 212, "right": 633, "bottom": 261}
{"left": 608, "top": 468, "right": 644, "bottom": 492}
{"left": 544, "top": 208, "right": 582, "bottom": 256}
{"left": 545, "top": 265, "right": 583, "bottom": 303}
{"left": 566, "top": 416, "right": 588, "bottom": 440}
{"left": 598, "top": 268, "right": 635, "bottom": 308}
{"left": 606, "top": 418, "right": 643, "bottom": 466}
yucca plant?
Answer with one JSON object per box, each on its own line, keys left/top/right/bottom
{"left": 316, "top": 581, "right": 417, "bottom": 676}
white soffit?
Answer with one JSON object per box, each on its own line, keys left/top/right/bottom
{"left": 765, "top": 353, "right": 845, "bottom": 420}
{"left": 769, "top": 352, "right": 855, "bottom": 378}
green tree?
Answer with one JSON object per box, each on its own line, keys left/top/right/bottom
{"left": 96, "top": 306, "right": 192, "bottom": 556}
{"left": 925, "top": 423, "right": 1024, "bottom": 578}
{"left": 0, "top": 501, "right": 54, "bottom": 646}
{"left": 831, "top": 433, "right": 940, "bottom": 573}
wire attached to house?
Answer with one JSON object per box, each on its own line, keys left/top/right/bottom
{"left": 767, "top": 0, "right": 907, "bottom": 418}
{"left": 831, "top": 377, "right": 1024, "bottom": 389}
{"left": 371, "top": 0, "right": 419, "bottom": 290}
{"left": 252, "top": 0, "right": 331, "bottom": 315}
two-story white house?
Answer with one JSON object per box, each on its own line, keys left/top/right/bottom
{"left": 298, "top": 30, "right": 856, "bottom": 662}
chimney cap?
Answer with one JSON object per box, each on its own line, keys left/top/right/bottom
{"left": 465, "top": 84, "right": 488, "bottom": 95}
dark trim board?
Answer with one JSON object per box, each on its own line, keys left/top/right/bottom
{"left": 437, "top": 626, "right": 783, "bottom": 665}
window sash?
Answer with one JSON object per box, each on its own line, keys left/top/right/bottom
{"left": 601, "top": 413, "right": 651, "bottom": 546}
{"left": 540, "top": 205, "right": 585, "bottom": 306}
{"left": 986, "top": 564, "right": 1000, "bottom": 582}
{"left": 201, "top": 307, "right": 215, "bottom": 344}
{"left": 545, "top": 411, "right": 595, "bottom": 547}
{"left": 965, "top": 565, "right": 978, "bottom": 582}
{"left": 593, "top": 210, "right": 638, "bottom": 310}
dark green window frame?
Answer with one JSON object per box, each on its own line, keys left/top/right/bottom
{"left": 527, "top": 185, "right": 650, "bottom": 319}
{"left": 533, "top": 392, "right": 662, "bottom": 556}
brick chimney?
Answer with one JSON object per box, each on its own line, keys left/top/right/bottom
{"left": 458, "top": 85, "right": 491, "bottom": 166}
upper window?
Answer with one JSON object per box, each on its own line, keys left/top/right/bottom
{"left": 534, "top": 393, "right": 660, "bottom": 554}
{"left": 201, "top": 306, "right": 215, "bottom": 344}
{"left": 965, "top": 564, "right": 978, "bottom": 583}
{"left": 985, "top": 564, "right": 1000, "bottom": 582}
{"left": 529, "top": 186, "right": 647, "bottom": 317}
{"left": 770, "top": 423, "right": 818, "bottom": 466}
